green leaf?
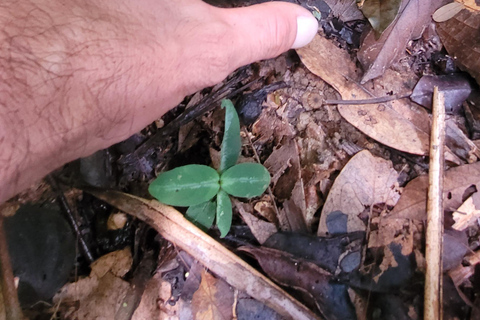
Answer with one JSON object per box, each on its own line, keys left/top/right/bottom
{"left": 361, "top": 0, "right": 402, "bottom": 36}
{"left": 186, "top": 200, "right": 216, "bottom": 229}
{"left": 148, "top": 165, "right": 220, "bottom": 206}
{"left": 220, "top": 163, "right": 271, "bottom": 198}
{"left": 216, "top": 190, "right": 232, "bottom": 238}
{"left": 219, "top": 99, "right": 241, "bottom": 172}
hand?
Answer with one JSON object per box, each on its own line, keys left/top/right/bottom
{"left": 0, "top": 0, "right": 317, "bottom": 203}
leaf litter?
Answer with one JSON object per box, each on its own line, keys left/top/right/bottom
{"left": 10, "top": 0, "right": 480, "bottom": 319}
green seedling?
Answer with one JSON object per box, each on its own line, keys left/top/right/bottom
{"left": 148, "top": 99, "right": 271, "bottom": 237}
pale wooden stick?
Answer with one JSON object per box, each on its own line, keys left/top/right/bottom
{"left": 424, "top": 87, "right": 445, "bottom": 320}
{"left": 88, "top": 189, "right": 320, "bottom": 320}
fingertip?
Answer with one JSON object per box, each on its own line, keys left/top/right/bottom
{"left": 291, "top": 14, "right": 319, "bottom": 49}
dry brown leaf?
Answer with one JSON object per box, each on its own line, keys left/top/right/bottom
{"left": 264, "top": 139, "right": 308, "bottom": 232}
{"left": 323, "top": 0, "right": 365, "bottom": 21}
{"left": 358, "top": 0, "right": 437, "bottom": 83}
{"left": 317, "top": 150, "right": 400, "bottom": 236}
{"left": 88, "top": 190, "right": 320, "bottom": 320}
{"left": 132, "top": 273, "right": 178, "bottom": 320}
{"left": 191, "top": 270, "right": 234, "bottom": 320}
{"left": 369, "top": 217, "right": 415, "bottom": 255}
{"left": 456, "top": 0, "right": 480, "bottom": 11}
{"left": 437, "top": 9, "right": 480, "bottom": 85}
{"left": 297, "top": 34, "right": 431, "bottom": 155}
{"left": 390, "top": 161, "right": 480, "bottom": 220}
{"left": 54, "top": 249, "right": 133, "bottom": 320}
{"left": 452, "top": 192, "right": 480, "bottom": 230}
{"left": 234, "top": 200, "right": 277, "bottom": 244}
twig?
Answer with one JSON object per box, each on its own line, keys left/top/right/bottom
{"left": 323, "top": 94, "right": 410, "bottom": 105}
{"left": 243, "top": 128, "right": 280, "bottom": 225}
{"left": 47, "top": 175, "right": 94, "bottom": 264}
{"left": 130, "top": 70, "right": 253, "bottom": 161}
{"left": 424, "top": 87, "right": 445, "bottom": 320}
{"left": 0, "top": 215, "right": 23, "bottom": 320}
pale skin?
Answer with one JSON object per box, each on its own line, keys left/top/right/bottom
{"left": 0, "top": 0, "right": 317, "bottom": 203}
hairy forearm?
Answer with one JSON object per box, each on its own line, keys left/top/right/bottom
{"left": 0, "top": 0, "right": 188, "bottom": 202}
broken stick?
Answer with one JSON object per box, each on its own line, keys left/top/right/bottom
{"left": 424, "top": 87, "right": 445, "bottom": 320}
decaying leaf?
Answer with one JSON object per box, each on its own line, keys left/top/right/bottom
{"left": 191, "top": 270, "right": 234, "bottom": 320}
{"left": 361, "top": 0, "right": 402, "bottom": 35}
{"left": 132, "top": 273, "right": 177, "bottom": 320}
{"left": 443, "top": 229, "right": 469, "bottom": 271}
{"left": 437, "top": 9, "right": 480, "bottom": 85}
{"left": 88, "top": 190, "right": 319, "bottom": 320}
{"left": 54, "top": 248, "right": 132, "bottom": 320}
{"left": 358, "top": 0, "right": 437, "bottom": 83}
{"left": 390, "top": 161, "right": 480, "bottom": 220}
{"left": 452, "top": 191, "right": 480, "bottom": 230}
{"left": 317, "top": 150, "right": 400, "bottom": 236}
{"left": 264, "top": 139, "right": 308, "bottom": 232}
{"left": 263, "top": 232, "right": 364, "bottom": 274}
{"left": 240, "top": 246, "right": 357, "bottom": 320}
{"left": 297, "top": 34, "right": 431, "bottom": 155}
{"left": 323, "top": 0, "right": 365, "bottom": 21}
{"left": 234, "top": 200, "right": 278, "bottom": 244}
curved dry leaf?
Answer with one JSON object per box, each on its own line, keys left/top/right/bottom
{"left": 297, "top": 34, "right": 431, "bottom": 155}
{"left": 358, "top": 0, "right": 437, "bottom": 83}
{"left": 390, "top": 161, "right": 480, "bottom": 220}
{"left": 317, "top": 150, "right": 400, "bottom": 236}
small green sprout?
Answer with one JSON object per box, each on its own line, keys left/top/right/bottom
{"left": 148, "top": 99, "right": 271, "bottom": 237}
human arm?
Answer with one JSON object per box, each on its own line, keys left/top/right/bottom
{"left": 0, "top": 0, "right": 317, "bottom": 203}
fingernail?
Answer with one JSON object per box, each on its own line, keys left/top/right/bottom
{"left": 291, "top": 14, "right": 319, "bottom": 49}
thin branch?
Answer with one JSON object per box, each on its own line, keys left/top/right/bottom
{"left": 323, "top": 94, "right": 411, "bottom": 105}
{"left": 0, "top": 215, "right": 23, "bottom": 320}
{"left": 424, "top": 87, "right": 445, "bottom": 320}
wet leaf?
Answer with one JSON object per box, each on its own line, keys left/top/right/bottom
{"left": 149, "top": 165, "right": 220, "bottom": 207}
{"left": 191, "top": 270, "right": 234, "bottom": 320}
{"left": 186, "top": 200, "right": 216, "bottom": 229}
{"left": 410, "top": 74, "right": 472, "bottom": 113}
{"left": 240, "top": 246, "right": 356, "bottom": 320}
{"left": 220, "top": 99, "right": 241, "bottom": 172}
{"left": 221, "top": 163, "right": 271, "bottom": 198}
{"left": 216, "top": 190, "right": 232, "bottom": 238}
{"left": 264, "top": 232, "right": 364, "bottom": 274}
{"left": 317, "top": 150, "right": 400, "bottom": 235}
{"left": 361, "top": 0, "right": 402, "bottom": 35}
{"left": 390, "top": 161, "right": 480, "bottom": 220}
